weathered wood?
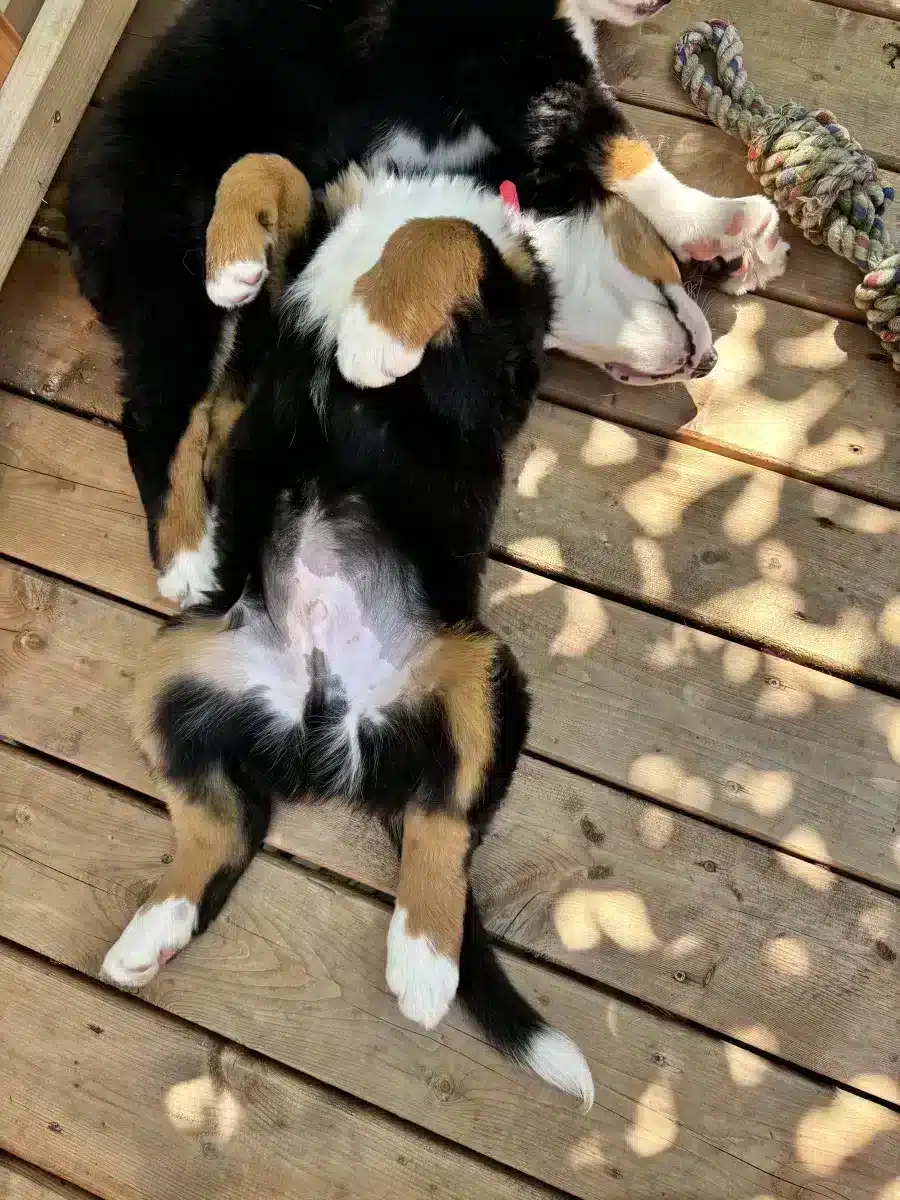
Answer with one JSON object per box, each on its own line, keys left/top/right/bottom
{"left": 1, "top": 413, "right": 897, "bottom": 886}
{"left": 0, "top": 0, "right": 138, "bottom": 290}
{"left": 544, "top": 293, "right": 900, "bottom": 508}
{"left": 3, "top": 751, "right": 900, "bottom": 1197}
{"left": 0, "top": 944, "right": 559, "bottom": 1200}
{"left": 3, "top": 735, "right": 900, "bottom": 1102}
{"left": 0, "top": 1153, "right": 102, "bottom": 1200}
{"left": 501, "top": 400, "right": 900, "bottom": 685}
{"left": 599, "top": 0, "right": 900, "bottom": 171}
{"left": 0, "top": 243, "right": 120, "bottom": 420}
{"left": 4, "top": 387, "right": 897, "bottom": 688}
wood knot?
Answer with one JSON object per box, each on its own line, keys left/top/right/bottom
{"left": 14, "top": 804, "right": 32, "bottom": 825}
{"left": 426, "top": 1073, "right": 458, "bottom": 1102}
{"left": 579, "top": 817, "right": 605, "bottom": 845}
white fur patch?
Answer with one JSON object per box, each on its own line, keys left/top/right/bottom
{"left": 284, "top": 170, "right": 517, "bottom": 362}
{"left": 207, "top": 258, "right": 268, "bottom": 309}
{"left": 524, "top": 1027, "right": 595, "bottom": 1111}
{"left": 386, "top": 906, "right": 459, "bottom": 1029}
{"left": 371, "top": 125, "right": 495, "bottom": 173}
{"left": 336, "top": 298, "right": 424, "bottom": 388}
{"left": 158, "top": 511, "right": 218, "bottom": 609}
{"left": 101, "top": 896, "right": 198, "bottom": 988}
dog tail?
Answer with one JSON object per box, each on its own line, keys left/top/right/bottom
{"left": 457, "top": 888, "right": 594, "bottom": 1109}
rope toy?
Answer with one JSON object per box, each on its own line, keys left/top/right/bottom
{"left": 673, "top": 18, "right": 900, "bottom": 371}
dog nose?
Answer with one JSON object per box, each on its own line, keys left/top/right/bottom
{"left": 691, "top": 349, "right": 718, "bottom": 378}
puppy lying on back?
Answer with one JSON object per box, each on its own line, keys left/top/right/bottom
{"left": 156, "top": 154, "right": 718, "bottom": 606}
{"left": 106, "top": 154, "right": 599, "bottom": 1105}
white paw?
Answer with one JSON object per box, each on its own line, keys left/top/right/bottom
{"left": 101, "top": 896, "right": 197, "bottom": 988}
{"left": 386, "top": 906, "right": 459, "bottom": 1029}
{"left": 206, "top": 258, "right": 268, "bottom": 309}
{"left": 157, "top": 514, "right": 218, "bottom": 609}
{"left": 337, "top": 299, "right": 424, "bottom": 389}
{"left": 677, "top": 195, "right": 789, "bottom": 294}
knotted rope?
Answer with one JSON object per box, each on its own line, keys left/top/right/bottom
{"left": 673, "top": 18, "right": 900, "bottom": 370}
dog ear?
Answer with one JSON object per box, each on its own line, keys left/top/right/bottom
{"left": 600, "top": 193, "right": 681, "bottom": 286}
{"left": 206, "top": 153, "right": 312, "bottom": 305}
{"left": 335, "top": 216, "right": 486, "bottom": 388}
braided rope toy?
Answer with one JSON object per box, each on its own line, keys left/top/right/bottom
{"left": 673, "top": 18, "right": 900, "bottom": 371}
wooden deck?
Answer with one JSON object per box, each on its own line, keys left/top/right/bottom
{"left": 1, "top": 0, "right": 899, "bottom": 1195}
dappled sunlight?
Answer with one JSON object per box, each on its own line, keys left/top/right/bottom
{"left": 795, "top": 1077, "right": 900, "bottom": 1176}
{"left": 687, "top": 301, "right": 882, "bottom": 480}
{"left": 629, "top": 754, "right": 713, "bottom": 811}
{"left": 627, "top": 1077, "right": 678, "bottom": 1158}
{"left": 663, "top": 933, "right": 705, "bottom": 959}
{"left": 764, "top": 935, "right": 811, "bottom": 980}
{"left": 487, "top": 564, "right": 554, "bottom": 609}
{"left": 165, "top": 1074, "right": 244, "bottom": 1147}
{"left": 724, "top": 1026, "right": 779, "bottom": 1087}
{"left": 505, "top": 535, "right": 565, "bottom": 572}
{"left": 554, "top": 889, "right": 661, "bottom": 953}
{"left": 774, "top": 322, "right": 848, "bottom": 371}
{"left": 879, "top": 1180, "right": 900, "bottom": 1200}
{"left": 721, "top": 470, "right": 783, "bottom": 545}
{"left": 872, "top": 703, "right": 900, "bottom": 765}
{"left": 580, "top": 420, "right": 638, "bottom": 467}
{"left": 858, "top": 906, "right": 896, "bottom": 942}
{"left": 550, "top": 588, "right": 607, "bottom": 658}
{"left": 569, "top": 1133, "right": 608, "bottom": 1169}
{"left": 638, "top": 805, "right": 674, "bottom": 850}
{"left": 721, "top": 765, "right": 793, "bottom": 816}
{"left": 776, "top": 826, "right": 834, "bottom": 891}
{"left": 697, "top": 579, "right": 879, "bottom": 677}
{"left": 623, "top": 444, "right": 748, "bottom": 539}
{"left": 881, "top": 597, "right": 900, "bottom": 648}
{"left": 516, "top": 445, "right": 558, "bottom": 498}
{"left": 722, "top": 640, "right": 761, "bottom": 685}
{"left": 632, "top": 536, "right": 672, "bottom": 602}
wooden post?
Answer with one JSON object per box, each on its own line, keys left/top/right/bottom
{"left": 0, "top": 0, "right": 138, "bottom": 290}
{"left": 0, "top": 14, "right": 22, "bottom": 87}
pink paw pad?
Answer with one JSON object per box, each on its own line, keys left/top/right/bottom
{"left": 724, "top": 213, "right": 744, "bottom": 236}
{"left": 158, "top": 948, "right": 178, "bottom": 966}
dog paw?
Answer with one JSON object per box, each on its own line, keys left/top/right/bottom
{"left": 101, "top": 897, "right": 197, "bottom": 988}
{"left": 678, "top": 195, "right": 789, "bottom": 294}
{"left": 336, "top": 299, "right": 424, "bottom": 388}
{"left": 157, "top": 515, "right": 218, "bottom": 609}
{"left": 386, "top": 906, "right": 459, "bottom": 1029}
{"left": 206, "top": 258, "right": 268, "bottom": 309}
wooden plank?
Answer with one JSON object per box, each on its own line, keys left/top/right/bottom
{"left": 1, "top": 405, "right": 898, "bottom": 883}
{"left": 0, "top": 945, "right": 558, "bottom": 1200}
{"left": 4, "top": 386, "right": 898, "bottom": 688}
{"left": 3, "top": 752, "right": 900, "bottom": 1197}
{"left": 600, "top": 0, "right": 900, "bottom": 171}
{"left": 4, "top": 730, "right": 900, "bottom": 1102}
{"left": 544, "top": 294, "right": 900, "bottom": 508}
{"left": 0, "top": 0, "right": 138, "bottom": 290}
{"left": 0, "top": 1153, "right": 102, "bottom": 1200}
{"left": 622, "top": 103, "right": 899, "bottom": 325}
{"left": 500, "top": 400, "right": 900, "bottom": 685}
{"left": 815, "top": 0, "right": 900, "bottom": 20}
{"left": 0, "top": 243, "right": 120, "bottom": 420}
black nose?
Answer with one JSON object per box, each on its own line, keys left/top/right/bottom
{"left": 691, "top": 349, "right": 718, "bottom": 379}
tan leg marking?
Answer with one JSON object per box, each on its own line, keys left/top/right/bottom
{"left": 426, "top": 630, "right": 498, "bottom": 812}
{"left": 206, "top": 153, "right": 312, "bottom": 298}
{"left": 601, "top": 194, "right": 681, "bottom": 285}
{"left": 353, "top": 217, "right": 484, "bottom": 351}
{"left": 603, "top": 136, "right": 657, "bottom": 186}
{"left": 396, "top": 810, "right": 471, "bottom": 960}
{"left": 153, "top": 778, "right": 246, "bottom": 904}
{"left": 157, "top": 398, "right": 215, "bottom": 572}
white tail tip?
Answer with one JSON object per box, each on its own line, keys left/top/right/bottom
{"left": 524, "top": 1027, "right": 594, "bottom": 1111}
